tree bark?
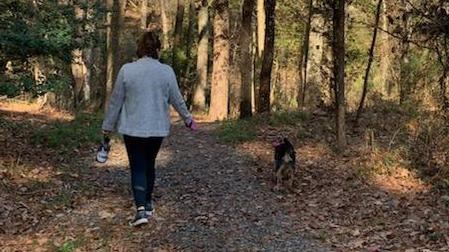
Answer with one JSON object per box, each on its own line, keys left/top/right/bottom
{"left": 256, "top": 0, "right": 265, "bottom": 58}
{"left": 379, "top": 0, "right": 391, "bottom": 96}
{"left": 141, "top": 0, "right": 148, "bottom": 29}
{"left": 257, "top": 0, "right": 276, "bottom": 113}
{"left": 299, "top": 0, "right": 313, "bottom": 107}
{"left": 174, "top": 0, "right": 185, "bottom": 47}
{"left": 185, "top": 0, "right": 195, "bottom": 62}
{"left": 398, "top": 0, "right": 410, "bottom": 104}
{"left": 160, "top": 0, "right": 170, "bottom": 49}
{"left": 192, "top": 0, "right": 209, "bottom": 112}
{"left": 112, "top": 0, "right": 125, "bottom": 82}
{"left": 104, "top": 0, "right": 113, "bottom": 109}
{"left": 332, "top": 0, "right": 346, "bottom": 150}
{"left": 439, "top": 70, "right": 449, "bottom": 111}
{"left": 209, "top": 0, "right": 230, "bottom": 121}
{"left": 355, "top": 0, "right": 382, "bottom": 124}
{"left": 436, "top": 48, "right": 449, "bottom": 111}
{"left": 71, "top": 3, "right": 89, "bottom": 108}
{"left": 240, "top": 0, "right": 255, "bottom": 118}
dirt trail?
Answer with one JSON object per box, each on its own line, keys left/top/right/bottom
{"left": 0, "top": 103, "right": 328, "bottom": 251}
{"left": 79, "top": 123, "right": 329, "bottom": 251}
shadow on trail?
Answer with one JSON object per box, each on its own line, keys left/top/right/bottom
{"left": 0, "top": 107, "right": 328, "bottom": 251}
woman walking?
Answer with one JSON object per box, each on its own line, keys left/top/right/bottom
{"left": 102, "top": 31, "right": 197, "bottom": 226}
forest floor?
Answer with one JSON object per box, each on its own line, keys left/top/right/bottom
{"left": 1, "top": 100, "right": 449, "bottom": 251}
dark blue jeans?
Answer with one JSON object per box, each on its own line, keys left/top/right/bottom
{"left": 123, "top": 135, "right": 163, "bottom": 208}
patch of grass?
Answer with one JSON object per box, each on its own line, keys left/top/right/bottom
{"left": 217, "top": 118, "right": 258, "bottom": 143}
{"left": 31, "top": 112, "right": 102, "bottom": 151}
{"left": 356, "top": 149, "right": 405, "bottom": 179}
{"left": 216, "top": 111, "right": 309, "bottom": 144}
{"left": 48, "top": 190, "right": 73, "bottom": 208}
{"left": 268, "top": 111, "right": 309, "bottom": 127}
{"left": 55, "top": 238, "right": 84, "bottom": 252}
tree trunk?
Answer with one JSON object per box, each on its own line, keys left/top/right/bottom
{"left": 185, "top": 1, "right": 195, "bottom": 62}
{"left": 333, "top": 0, "right": 346, "bottom": 150}
{"left": 379, "top": 0, "right": 391, "bottom": 96}
{"left": 71, "top": 3, "right": 89, "bottom": 108}
{"left": 172, "top": 0, "right": 185, "bottom": 76}
{"left": 256, "top": 0, "right": 265, "bottom": 58}
{"left": 254, "top": 0, "right": 265, "bottom": 111}
{"left": 104, "top": 0, "right": 113, "bottom": 109}
{"left": 160, "top": 0, "right": 170, "bottom": 49}
{"left": 209, "top": 0, "right": 230, "bottom": 121}
{"left": 192, "top": 0, "right": 209, "bottom": 112}
{"left": 82, "top": 2, "right": 93, "bottom": 107}
{"left": 71, "top": 49, "right": 87, "bottom": 108}
{"left": 355, "top": 0, "right": 382, "bottom": 124}
{"left": 305, "top": 3, "right": 326, "bottom": 108}
{"left": 112, "top": 0, "right": 125, "bottom": 82}
{"left": 252, "top": 27, "right": 257, "bottom": 112}
{"left": 141, "top": 0, "right": 148, "bottom": 29}
{"left": 436, "top": 49, "right": 449, "bottom": 111}
{"left": 398, "top": 0, "right": 410, "bottom": 105}
{"left": 439, "top": 70, "right": 449, "bottom": 111}
{"left": 299, "top": 0, "right": 313, "bottom": 107}
{"left": 174, "top": 0, "right": 185, "bottom": 47}
{"left": 257, "top": 0, "right": 276, "bottom": 113}
{"left": 240, "top": 0, "right": 255, "bottom": 118}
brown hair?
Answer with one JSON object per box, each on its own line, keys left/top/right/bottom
{"left": 136, "top": 31, "right": 161, "bottom": 59}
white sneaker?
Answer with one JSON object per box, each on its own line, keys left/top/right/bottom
{"left": 96, "top": 136, "right": 110, "bottom": 163}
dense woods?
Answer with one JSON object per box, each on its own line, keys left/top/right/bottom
{"left": 2, "top": 0, "right": 448, "bottom": 148}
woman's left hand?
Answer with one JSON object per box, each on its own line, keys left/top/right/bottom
{"left": 186, "top": 119, "right": 198, "bottom": 131}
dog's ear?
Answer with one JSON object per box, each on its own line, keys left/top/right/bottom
{"left": 283, "top": 138, "right": 291, "bottom": 145}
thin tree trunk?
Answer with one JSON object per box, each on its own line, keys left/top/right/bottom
{"left": 355, "top": 0, "right": 382, "bottom": 124}
{"left": 299, "top": 0, "right": 313, "bottom": 107}
{"left": 333, "top": 0, "right": 346, "bottom": 150}
{"left": 379, "top": 0, "right": 391, "bottom": 96}
{"left": 254, "top": 0, "right": 265, "bottom": 111}
{"left": 252, "top": 27, "right": 257, "bottom": 112}
{"left": 71, "top": 49, "right": 86, "bottom": 108}
{"left": 209, "top": 0, "right": 230, "bottom": 120}
{"left": 160, "top": 0, "right": 170, "bottom": 49}
{"left": 398, "top": 0, "right": 410, "bottom": 105}
{"left": 193, "top": 0, "right": 209, "bottom": 112}
{"left": 185, "top": 1, "right": 195, "bottom": 62}
{"left": 172, "top": 0, "right": 185, "bottom": 75}
{"left": 240, "top": 0, "right": 255, "bottom": 118}
{"left": 174, "top": 0, "right": 185, "bottom": 47}
{"left": 104, "top": 0, "right": 113, "bottom": 109}
{"left": 141, "top": 0, "right": 148, "bottom": 29}
{"left": 257, "top": 0, "right": 276, "bottom": 113}
{"left": 439, "top": 70, "right": 449, "bottom": 110}
{"left": 72, "top": 4, "right": 87, "bottom": 108}
{"left": 436, "top": 48, "right": 449, "bottom": 111}
{"left": 256, "top": 0, "right": 265, "bottom": 58}
{"left": 82, "top": 1, "right": 93, "bottom": 106}
{"left": 111, "top": 0, "right": 125, "bottom": 84}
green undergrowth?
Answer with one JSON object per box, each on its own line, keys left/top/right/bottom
{"left": 216, "top": 111, "right": 309, "bottom": 143}
{"left": 31, "top": 112, "right": 102, "bottom": 152}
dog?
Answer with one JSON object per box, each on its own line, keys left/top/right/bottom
{"left": 272, "top": 137, "right": 296, "bottom": 191}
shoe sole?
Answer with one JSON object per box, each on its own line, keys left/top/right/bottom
{"left": 129, "top": 218, "right": 148, "bottom": 227}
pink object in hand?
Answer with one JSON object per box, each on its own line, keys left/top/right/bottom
{"left": 189, "top": 120, "right": 198, "bottom": 131}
